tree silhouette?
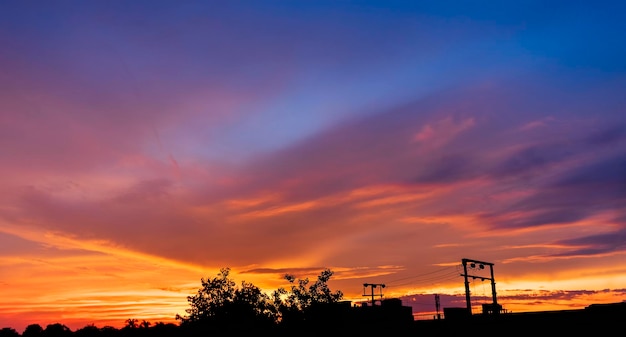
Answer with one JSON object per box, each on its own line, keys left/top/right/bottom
{"left": 150, "top": 323, "right": 177, "bottom": 337}
{"left": 74, "top": 324, "right": 100, "bottom": 337}
{"left": 178, "top": 267, "right": 236, "bottom": 324}
{"left": 178, "top": 267, "right": 280, "bottom": 331}
{"left": 278, "top": 268, "right": 344, "bottom": 327}
{"left": 0, "top": 328, "right": 19, "bottom": 337}
{"left": 230, "top": 280, "right": 278, "bottom": 327}
{"left": 22, "top": 324, "right": 44, "bottom": 337}
{"left": 42, "top": 323, "right": 72, "bottom": 337}
{"left": 124, "top": 319, "right": 138, "bottom": 329}
{"left": 98, "top": 326, "right": 118, "bottom": 337}
{"left": 179, "top": 267, "right": 345, "bottom": 331}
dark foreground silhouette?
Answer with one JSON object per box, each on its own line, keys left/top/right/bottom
{"left": 417, "top": 302, "right": 626, "bottom": 336}
{"left": 2, "top": 302, "right": 625, "bottom": 337}
{"left": 1, "top": 268, "right": 624, "bottom": 337}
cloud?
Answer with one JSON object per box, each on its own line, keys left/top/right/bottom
{"left": 490, "top": 143, "right": 576, "bottom": 179}
{"left": 414, "top": 153, "right": 480, "bottom": 183}
{"left": 533, "top": 153, "right": 623, "bottom": 216}
{"left": 413, "top": 116, "right": 476, "bottom": 148}
{"left": 550, "top": 228, "right": 626, "bottom": 258}
{"left": 584, "top": 125, "right": 626, "bottom": 147}
{"left": 403, "top": 288, "right": 626, "bottom": 317}
{"left": 519, "top": 117, "right": 554, "bottom": 131}
{"left": 4, "top": 77, "right": 624, "bottom": 273}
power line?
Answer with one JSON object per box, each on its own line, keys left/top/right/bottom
{"left": 384, "top": 266, "right": 459, "bottom": 286}
{"left": 389, "top": 270, "right": 460, "bottom": 288}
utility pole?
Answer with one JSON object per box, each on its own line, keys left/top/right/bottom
{"left": 461, "top": 258, "right": 499, "bottom": 315}
{"left": 362, "top": 283, "right": 385, "bottom": 306}
{"left": 435, "top": 294, "right": 441, "bottom": 319}
{"left": 462, "top": 261, "right": 471, "bottom": 314}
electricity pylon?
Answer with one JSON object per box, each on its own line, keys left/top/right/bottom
{"left": 461, "top": 258, "right": 499, "bottom": 315}
{"left": 363, "top": 283, "right": 385, "bottom": 306}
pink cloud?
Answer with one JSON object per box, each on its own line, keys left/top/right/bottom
{"left": 413, "top": 116, "right": 476, "bottom": 149}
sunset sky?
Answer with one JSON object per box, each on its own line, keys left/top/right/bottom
{"left": 1, "top": 0, "right": 625, "bottom": 332}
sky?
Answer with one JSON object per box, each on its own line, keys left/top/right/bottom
{"left": 1, "top": 0, "right": 625, "bottom": 331}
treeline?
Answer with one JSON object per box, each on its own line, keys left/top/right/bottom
{"left": 0, "top": 322, "right": 178, "bottom": 337}
{"left": 1, "top": 268, "right": 397, "bottom": 337}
